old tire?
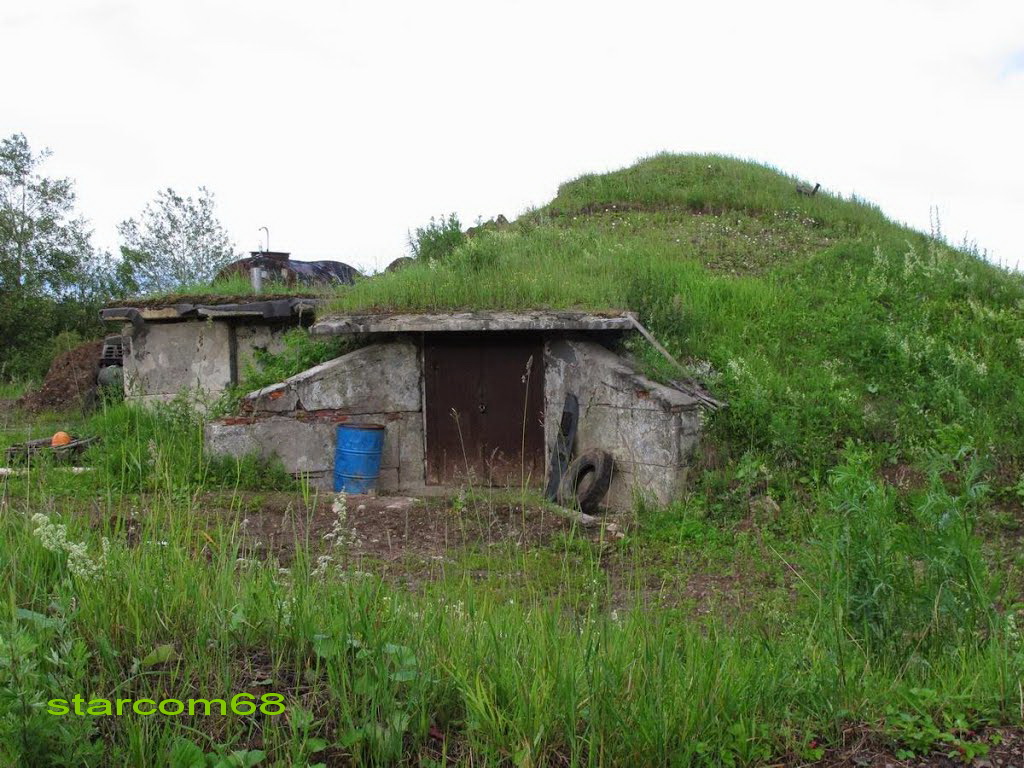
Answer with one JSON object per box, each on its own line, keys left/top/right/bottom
{"left": 557, "top": 450, "right": 613, "bottom": 514}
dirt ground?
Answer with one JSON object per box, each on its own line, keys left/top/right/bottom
{"left": 99, "top": 490, "right": 610, "bottom": 571}
{"left": 84, "top": 488, "right": 801, "bottom": 621}
{"left": 234, "top": 492, "right": 589, "bottom": 564}
{"left": 66, "top": 488, "right": 1024, "bottom": 765}
{"left": 18, "top": 339, "right": 101, "bottom": 413}
{"left": 792, "top": 725, "right": 1024, "bottom": 768}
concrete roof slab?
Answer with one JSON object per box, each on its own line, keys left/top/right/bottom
{"left": 101, "top": 298, "right": 320, "bottom": 322}
{"left": 310, "top": 310, "right": 637, "bottom": 335}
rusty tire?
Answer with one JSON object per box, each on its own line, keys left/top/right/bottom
{"left": 556, "top": 450, "right": 613, "bottom": 514}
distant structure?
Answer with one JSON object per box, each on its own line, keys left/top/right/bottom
{"left": 217, "top": 251, "right": 360, "bottom": 287}
{"left": 796, "top": 182, "right": 821, "bottom": 197}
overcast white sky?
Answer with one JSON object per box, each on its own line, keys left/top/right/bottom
{"left": 2, "top": 0, "right": 1022, "bottom": 272}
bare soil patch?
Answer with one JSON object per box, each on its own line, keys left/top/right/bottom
{"left": 880, "top": 463, "right": 927, "bottom": 491}
{"left": 790, "top": 725, "right": 1024, "bottom": 768}
{"left": 99, "top": 491, "right": 598, "bottom": 569}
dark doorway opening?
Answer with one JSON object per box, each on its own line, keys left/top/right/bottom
{"left": 424, "top": 333, "right": 545, "bottom": 487}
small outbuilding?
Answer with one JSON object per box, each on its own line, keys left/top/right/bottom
{"left": 101, "top": 297, "right": 318, "bottom": 407}
{"left": 205, "top": 311, "right": 714, "bottom": 510}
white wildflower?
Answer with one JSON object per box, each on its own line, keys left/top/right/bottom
{"left": 312, "top": 554, "right": 334, "bottom": 578}
{"left": 32, "top": 514, "right": 106, "bottom": 581}
{"left": 325, "top": 493, "right": 354, "bottom": 548}
{"left": 276, "top": 595, "right": 295, "bottom": 627}
{"left": 32, "top": 513, "right": 67, "bottom": 552}
{"left": 444, "top": 600, "right": 466, "bottom": 620}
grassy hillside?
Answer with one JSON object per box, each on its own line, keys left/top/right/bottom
{"left": 3, "top": 156, "right": 1024, "bottom": 766}
{"left": 334, "top": 154, "right": 1024, "bottom": 477}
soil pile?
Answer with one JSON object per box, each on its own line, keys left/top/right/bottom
{"left": 18, "top": 340, "right": 102, "bottom": 413}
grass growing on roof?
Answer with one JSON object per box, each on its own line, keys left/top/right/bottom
{"left": 334, "top": 153, "right": 1024, "bottom": 472}
{"left": 4, "top": 153, "right": 1024, "bottom": 765}
{"left": 111, "top": 273, "right": 344, "bottom": 309}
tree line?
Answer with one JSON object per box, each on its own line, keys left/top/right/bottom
{"left": 0, "top": 133, "right": 237, "bottom": 380}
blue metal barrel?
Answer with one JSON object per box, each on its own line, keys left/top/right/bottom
{"left": 334, "top": 423, "right": 386, "bottom": 493}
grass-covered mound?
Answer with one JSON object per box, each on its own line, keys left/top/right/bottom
{"left": 334, "top": 154, "right": 1024, "bottom": 476}
{"left": 4, "top": 155, "right": 1024, "bottom": 766}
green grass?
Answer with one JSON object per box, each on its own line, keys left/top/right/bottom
{"left": 114, "top": 274, "right": 340, "bottom": 308}
{"left": 0, "top": 380, "right": 33, "bottom": 400}
{"left": 1, "top": 413, "right": 1020, "bottom": 765}
{"left": 4, "top": 154, "right": 1024, "bottom": 766}
{"left": 332, "top": 153, "right": 1024, "bottom": 474}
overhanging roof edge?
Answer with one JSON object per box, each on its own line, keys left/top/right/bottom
{"left": 310, "top": 310, "right": 637, "bottom": 336}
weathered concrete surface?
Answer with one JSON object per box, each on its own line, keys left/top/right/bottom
{"left": 206, "top": 340, "right": 426, "bottom": 492}
{"left": 544, "top": 338, "right": 703, "bottom": 509}
{"left": 248, "top": 341, "right": 420, "bottom": 413}
{"left": 102, "top": 298, "right": 319, "bottom": 322}
{"left": 205, "top": 417, "right": 335, "bottom": 486}
{"left": 205, "top": 412, "right": 425, "bottom": 492}
{"left": 235, "top": 324, "right": 292, "bottom": 379}
{"left": 312, "top": 310, "right": 636, "bottom": 336}
{"left": 205, "top": 335, "right": 708, "bottom": 508}
{"left": 122, "top": 319, "right": 291, "bottom": 407}
{"left": 124, "top": 321, "right": 231, "bottom": 403}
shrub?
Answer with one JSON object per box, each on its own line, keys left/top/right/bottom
{"left": 407, "top": 213, "right": 465, "bottom": 263}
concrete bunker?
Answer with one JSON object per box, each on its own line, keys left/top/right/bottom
{"left": 102, "top": 298, "right": 319, "bottom": 407}
{"left": 205, "top": 311, "right": 715, "bottom": 510}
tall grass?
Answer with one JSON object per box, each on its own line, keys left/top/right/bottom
{"left": 331, "top": 212, "right": 1024, "bottom": 472}
{"left": 4, "top": 154, "right": 1024, "bottom": 765}
{"left": 1, "top": 398, "right": 1021, "bottom": 765}
{"left": 1, "top": 459, "right": 1020, "bottom": 766}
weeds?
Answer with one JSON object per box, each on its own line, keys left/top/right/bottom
{"left": 407, "top": 213, "right": 465, "bottom": 264}
{"left": 3, "top": 154, "right": 1024, "bottom": 765}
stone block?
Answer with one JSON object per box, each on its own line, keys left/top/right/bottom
{"left": 123, "top": 319, "right": 295, "bottom": 408}
{"left": 205, "top": 418, "right": 336, "bottom": 475}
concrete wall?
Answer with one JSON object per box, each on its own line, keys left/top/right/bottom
{"left": 205, "top": 339, "right": 425, "bottom": 492}
{"left": 543, "top": 338, "right": 703, "bottom": 509}
{"left": 123, "top": 320, "right": 292, "bottom": 407}
{"left": 203, "top": 334, "right": 706, "bottom": 509}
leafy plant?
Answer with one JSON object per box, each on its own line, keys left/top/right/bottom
{"left": 407, "top": 213, "right": 465, "bottom": 263}
{"left": 0, "top": 602, "right": 102, "bottom": 767}
{"left": 215, "top": 328, "right": 361, "bottom": 415}
{"left": 117, "top": 186, "right": 237, "bottom": 293}
{"left": 883, "top": 688, "right": 990, "bottom": 763}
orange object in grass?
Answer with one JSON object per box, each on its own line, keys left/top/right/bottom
{"left": 50, "top": 431, "right": 72, "bottom": 447}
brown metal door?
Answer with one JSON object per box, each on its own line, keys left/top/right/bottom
{"left": 424, "top": 333, "right": 545, "bottom": 487}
